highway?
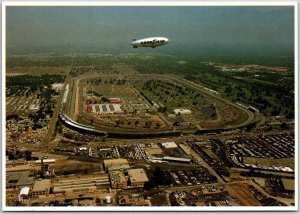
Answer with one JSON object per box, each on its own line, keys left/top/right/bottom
{"left": 41, "top": 72, "right": 71, "bottom": 151}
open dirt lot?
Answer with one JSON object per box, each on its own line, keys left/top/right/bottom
{"left": 54, "top": 159, "right": 102, "bottom": 175}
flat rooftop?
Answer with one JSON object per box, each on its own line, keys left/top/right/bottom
{"left": 109, "top": 171, "right": 127, "bottom": 184}
{"left": 161, "top": 142, "right": 177, "bottom": 148}
{"left": 6, "top": 171, "right": 34, "bottom": 187}
{"left": 53, "top": 174, "right": 110, "bottom": 193}
{"left": 32, "top": 179, "right": 51, "bottom": 192}
{"left": 281, "top": 178, "right": 294, "bottom": 191}
{"left": 35, "top": 159, "right": 56, "bottom": 164}
{"left": 128, "top": 168, "right": 149, "bottom": 183}
{"left": 179, "top": 144, "right": 192, "bottom": 155}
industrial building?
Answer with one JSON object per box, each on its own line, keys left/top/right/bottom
{"left": 103, "top": 159, "right": 130, "bottom": 172}
{"left": 128, "top": 168, "right": 149, "bottom": 188}
{"left": 6, "top": 171, "right": 34, "bottom": 190}
{"left": 53, "top": 174, "right": 110, "bottom": 194}
{"left": 109, "top": 171, "right": 127, "bottom": 189}
{"left": 6, "top": 159, "right": 55, "bottom": 177}
{"left": 162, "top": 156, "right": 191, "bottom": 163}
{"left": 31, "top": 179, "right": 51, "bottom": 198}
{"left": 35, "top": 159, "right": 56, "bottom": 165}
{"left": 108, "top": 168, "right": 149, "bottom": 189}
{"left": 179, "top": 144, "right": 192, "bottom": 155}
{"left": 118, "top": 195, "right": 151, "bottom": 206}
{"left": 281, "top": 178, "right": 294, "bottom": 193}
{"left": 144, "top": 147, "right": 164, "bottom": 158}
{"left": 161, "top": 142, "right": 178, "bottom": 149}
{"left": 253, "top": 177, "right": 270, "bottom": 188}
{"left": 6, "top": 160, "right": 28, "bottom": 167}
{"left": 34, "top": 158, "right": 56, "bottom": 178}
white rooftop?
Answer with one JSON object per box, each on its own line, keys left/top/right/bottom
{"left": 20, "top": 187, "right": 30, "bottom": 196}
{"left": 173, "top": 108, "right": 191, "bottom": 115}
{"left": 161, "top": 142, "right": 177, "bottom": 148}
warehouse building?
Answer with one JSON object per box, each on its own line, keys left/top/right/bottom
{"left": 128, "top": 168, "right": 149, "bottom": 188}
{"left": 281, "top": 178, "right": 294, "bottom": 193}
{"left": 35, "top": 159, "right": 56, "bottom": 165}
{"left": 118, "top": 195, "right": 151, "bottom": 206}
{"left": 179, "top": 144, "right": 192, "bottom": 155}
{"left": 31, "top": 179, "right": 51, "bottom": 198}
{"left": 6, "top": 171, "right": 34, "bottom": 190}
{"left": 162, "top": 156, "right": 191, "bottom": 163}
{"left": 109, "top": 171, "right": 127, "bottom": 189}
{"left": 6, "top": 160, "right": 28, "bottom": 167}
{"left": 161, "top": 142, "right": 178, "bottom": 149}
{"left": 53, "top": 174, "right": 110, "bottom": 194}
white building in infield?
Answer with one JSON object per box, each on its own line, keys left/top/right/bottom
{"left": 173, "top": 108, "right": 191, "bottom": 115}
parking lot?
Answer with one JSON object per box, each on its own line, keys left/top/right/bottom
{"left": 56, "top": 142, "right": 146, "bottom": 161}
{"left": 166, "top": 169, "right": 217, "bottom": 186}
{"left": 117, "top": 145, "right": 143, "bottom": 160}
{"left": 248, "top": 186, "right": 287, "bottom": 206}
{"left": 6, "top": 88, "right": 39, "bottom": 115}
{"left": 93, "top": 145, "right": 143, "bottom": 160}
{"left": 96, "top": 146, "right": 119, "bottom": 159}
{"left": 170, "top": 187, "right": 233, "bottom": 206}
{"left": 161, "top": 147, "right": 186, "bottom": 158}
{"left": 229, "top": 133, "right": 294, "bottom": 159}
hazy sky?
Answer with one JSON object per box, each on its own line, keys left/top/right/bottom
{"left": 6, "top": 6, "right": 294, "bottom": 55}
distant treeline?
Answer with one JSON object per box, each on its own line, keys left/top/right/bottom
{"left": 7, "top": 52, "right": 294, "bottom": 70}
{"left": 7, "top": 74, "right": 66, "bottom": 89}
{"left": 7, "top": 56, "right": 117, "bottom": 68}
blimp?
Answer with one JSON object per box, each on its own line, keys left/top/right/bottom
{"left": 130, "top": 37, "right": 169, "bottom": 48}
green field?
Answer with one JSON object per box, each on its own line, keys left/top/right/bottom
{"left": 6, "top": 53, "right": 295, "bottom": 118}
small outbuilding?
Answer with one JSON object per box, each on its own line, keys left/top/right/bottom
{"left": 19, "top": 187, "right": 30, "bottom": 200}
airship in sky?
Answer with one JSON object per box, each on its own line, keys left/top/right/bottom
{"left": 130, "top": 37, "right": 169, "bottom": 48}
